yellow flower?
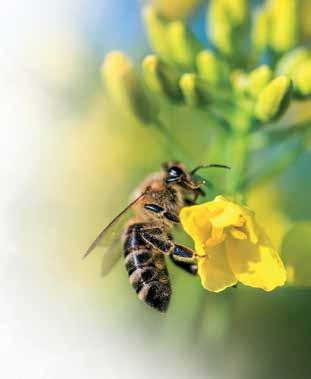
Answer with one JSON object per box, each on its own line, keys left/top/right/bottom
{"left": 180, "top": 196, "right": 287, "bottom": 292}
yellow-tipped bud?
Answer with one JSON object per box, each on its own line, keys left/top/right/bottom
{"left": 268, "top": 0, "right": 299, "bottom": 53}
{"left": 230, "top": 66, "right": 272, "bottom": 97}
{"left": 208, "top": 0, "right": 248, "bottom": 57}
{"left": 252, "top": 7, "right": 270, "bottom": 54}
{"left": 142, "top": 55, "right": 182, "bottom": 101}
{"left": 224, "top": 0, "right": 248, "bottom": 26}
{"left": 208, "top": 0, "right": 233, "bottom": 56}
{"left": 167, "top": 21, "right": 203, "bottom": 70}
{"left": 143, "top": 5, "right": 172, "bottom": 62}
{"left": 102, "top": 51, "right": 156, "bottom": 124}
{"left": 254, "top": 76, "right": 292, "bottom": 123}
{"left": 154, "top": 0, "right": 203, "bottom": 21}
{"left": 180, "top": 73, "right": 209, "bottom": 107}
{"left": 276, "top": 48, "right": 311, "bottom": 98}
{"left": 247, "top": 65, "right": 273, "bottom": 98}
{"left": 196, "top": 50, "right": 229, "bottom": 85}
{"left": 292, "top": 59, "right": 311, "bottom": 97}
{"left": 276, "top": 47, "right": 311, "bottom": 77}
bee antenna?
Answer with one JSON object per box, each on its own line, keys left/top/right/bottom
{"left": 190, "top": 163, "right": 231, "bottom": 175}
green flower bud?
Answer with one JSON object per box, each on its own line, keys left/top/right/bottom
{"left": 276, "top": 47, "right": 311, "bottom": 76}
{"left": 143, "top": 5, "right": 172, "bottom": 62}
{"left": 167, "top": 21, "right": 203, "bottom": 70}
{"left": 142, "top": 55, "right": 182, "bottom": 101}
{"left": 179, "top": 73, "right": 209, "bottom": 107}
{"left": 252, "top": 6, "right": 270, "bottom": 54}
{"left": 292, "top": 59, "right": 311, "bottom": 97}
{"left": 254, "top": 76, "right": 292, "bottom": 123}
{"left": 208, "top": 0, "right": 248, "bottom": 57}
{"left": 269, "top": 0, "right": 299, "bottom": 53}
{"left": 247, "top": 65, "right": 273, "bottom": 98}
{"left": 102, "top": 51, "right": 156, "bottom": 124}
{"left": 196, "top": 50, "right": 229, "bottom": 85}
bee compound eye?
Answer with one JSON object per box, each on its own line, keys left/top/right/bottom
{"left": 168, "top": 166, "right": 184, "bottom": 177}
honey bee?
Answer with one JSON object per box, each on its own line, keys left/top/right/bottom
{"left": 84, "top": 161, "right": 229, "bottom": 312}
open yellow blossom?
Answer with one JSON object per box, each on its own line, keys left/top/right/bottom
{"left": 180, "top": 196, "right": 287, "bottom": 292}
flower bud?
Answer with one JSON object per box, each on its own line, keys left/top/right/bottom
{"left": 102, "top": 51, "right": 156, "bottom": 124}
{"left": 179, "top": 73, "right": 209, "bottom": 107}
{"left": 276, "top": 47, "right": 311, "bottom": 77}
{"left": 196, "top": 50, "right": 229, "bottom": 85}
{"left": 208, "top": 0, "right": 233, "bottom": 56}
{"left": 153, "top": 0, "right": 203, "bottom": 21}
{"left": 167, "top": 21, "right": 203, "bottom": 70}
{"left": 291, "top": 59, "right": 311, "bottom": 97}
{"left": 268, "top": 0, "right": 299, "bottom": 53}
{"left": 143, "top": 5, "right": 172, "bottom": 62}
{"left": 252, "top": 6, "right": 270, "bottom": 54}
{"left": 246, "top": 65, "right": 273, "bottom": 98}
{"left": 254, "top": 76, "right": 292, "bottom": 123}
{"left": 142, "top": 55, "right": 182, "bottom": 101}
{"left": 224, "top": 0, "right": 248, "bottom": 25}
{"left": 208, "top": 0, "right": 248, "bottom": 57}
{"left": 230, "top": 66, "right": 272, "bottom": 98}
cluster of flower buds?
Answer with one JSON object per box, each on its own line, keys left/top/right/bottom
{"left": 100, "top": 0, "right": 311, "bottom": 291}
{"left": 101, "top": 1, "right": 311, "bottom": 131}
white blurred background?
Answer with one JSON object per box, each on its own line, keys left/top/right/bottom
{"left": 0, "top": 2, "right": 219, "bottom": 378}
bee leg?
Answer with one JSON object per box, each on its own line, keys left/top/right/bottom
{"left": 140, "top": 231, "right": 199, "bottom": 264}
{"left": 184, "top": 188, "right": 206, "bottom": 205}
{"left": 171, "top": 244, "right": 197, "bottom": 262}
{"left": 169, "top": 254, "right": 198, "bottom": 275}
{"left": 140, "top": 231, "right": 174, "bottom": 254}
{"left": 144, "top": 204, "right": 180, "bottom": 223}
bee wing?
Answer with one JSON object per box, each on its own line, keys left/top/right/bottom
{"left": 83, "top": 191, "right": 147, "bottom": 276}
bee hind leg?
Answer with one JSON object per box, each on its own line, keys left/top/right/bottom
{"left": 140, "top": 231, "right": 198, "bottom": 263}
{"left": 169, "top": 254, "right": 198, "bottom": 275}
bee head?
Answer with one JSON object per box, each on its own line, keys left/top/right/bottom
{"left": 162, "top": 161, "right": 201, "bottom": 190}
{"left": 162, "top": 161, "right": 230, "bottom": 190}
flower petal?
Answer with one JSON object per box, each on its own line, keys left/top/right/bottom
{"left": 226, "top": 233, "right": 287, "bottom": 291}
{"left": 198, "top": 244, "right": 237, "bottom": 292}
{"left": 180, "top": 204, "right": 212, "bottom": 254}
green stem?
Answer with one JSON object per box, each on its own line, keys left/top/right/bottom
{"left": 226, "top": 132, "right": 250, "bottom": 197}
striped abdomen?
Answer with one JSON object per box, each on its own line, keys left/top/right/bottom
{"left": 123, "top": 223, "right": 171, "bottom": 312}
